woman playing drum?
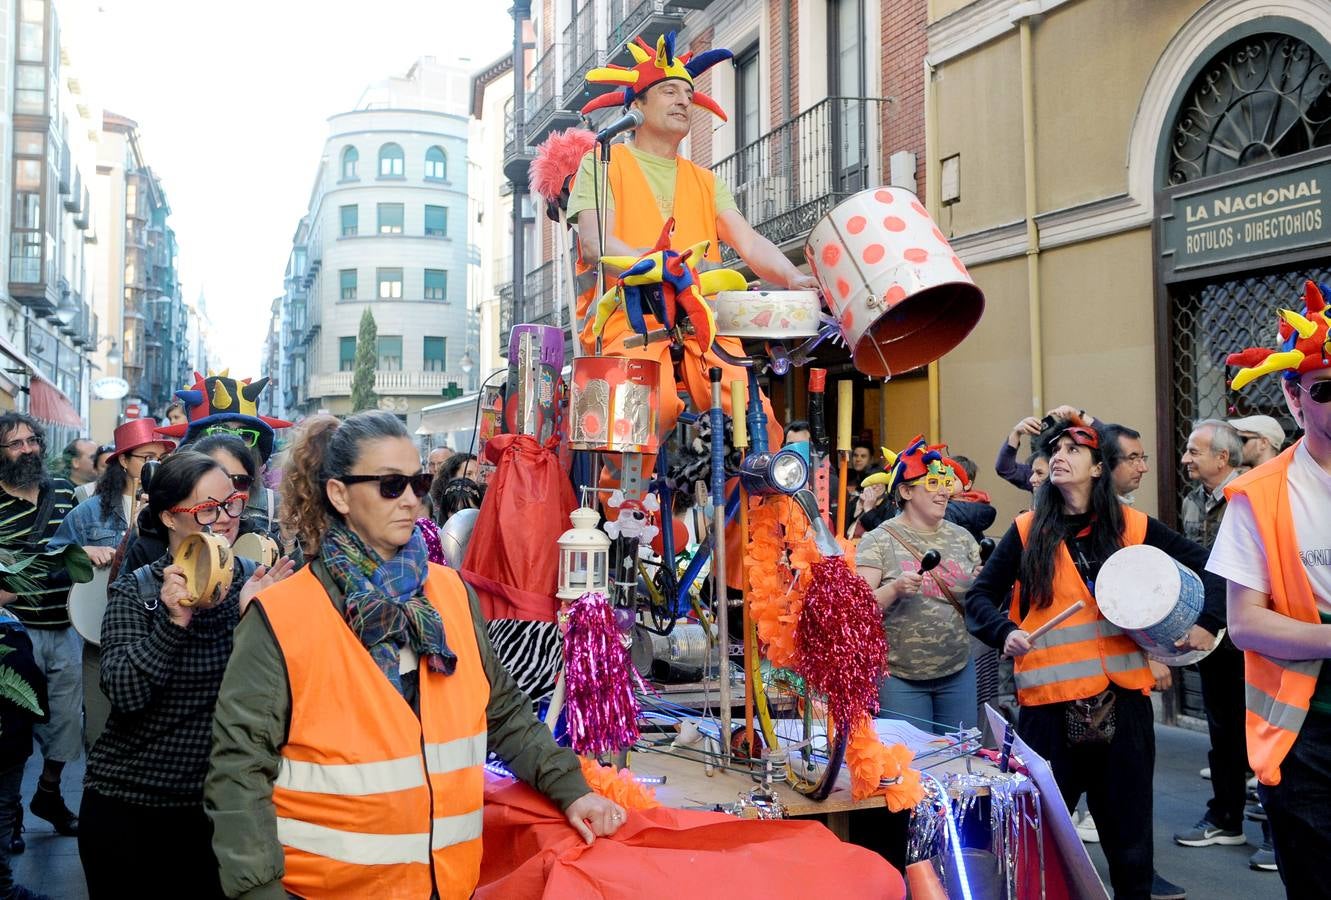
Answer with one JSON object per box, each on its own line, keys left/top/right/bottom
{"left": 78, "top": 451, "right": 293, "bottom": 898}
{"left": 965, "top": 423, "right": 1222, "bottom": 900}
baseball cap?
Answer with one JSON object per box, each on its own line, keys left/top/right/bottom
{"left": 1227, "top": 414, "right": 1285, "bottom": 449}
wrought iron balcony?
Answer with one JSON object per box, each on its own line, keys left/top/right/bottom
{"left": 526, "top": 45, "right": 582, "bottom": 148}
{"left": 499, "top": 264, "right": 574, "bottom": 358}
{"left": 503, "top": 98, "right": 536, "bottom": 182}
{"left": 712, "top": 97, "right": 886, "bottom": 263}
{"left": 606, "top": 0, "right": 684, "bottom": 66}
{"left": 562, "top": 1, "right": 602, "bottom": 112}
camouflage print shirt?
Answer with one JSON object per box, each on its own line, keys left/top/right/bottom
{"left": 857, "top": 516, "right": 980, "bottom": 681}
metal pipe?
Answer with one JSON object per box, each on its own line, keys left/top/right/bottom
{"left": 1018, "top": 13, "right": 1044, "bottom": 416}
{"left": 709, "top": 367, "right": 731, "bottom": 762}
{"left": 730, "top": 378, "right": 753, "bottom": 759}
{"left": 923, "top": 59, "right": 944, "bottom": 444}
{"left": 511, "top": 3, "right": 531, "bottom": 328}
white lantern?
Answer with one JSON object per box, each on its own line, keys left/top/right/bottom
{"left": 557, "top": 506, "right": 611, "bottom": 600}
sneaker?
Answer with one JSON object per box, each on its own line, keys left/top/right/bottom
{"left": 1074, "top": 810, "right": 1100, "bottom": 843}
{"left": 7, "top": 801, "right": 22, "bottom": 855}
{"left": 1245, "top": 801, "right": 1267, "bottom": 822}
{"left": 1151, "top": 872, "right": 1187, "bottom": 900}
{"left": 28, "top": 782, "right": 77, "bottom": 837}
{"left": 1249, "top": 843, "right": 1277, "bottom": 872}
{"left": 1199, "top": 766, "right": 1211, "bottom": 780}
{"left": 1173, "top": 816, "right": 1246, "bottom": 847}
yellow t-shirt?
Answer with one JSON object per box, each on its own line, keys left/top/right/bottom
{"left": 565, "top": 143, "right": 736, "bottom": 224}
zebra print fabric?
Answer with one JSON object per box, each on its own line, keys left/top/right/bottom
{"left": 487, "top": 618, "right": 563, "bottom": 703}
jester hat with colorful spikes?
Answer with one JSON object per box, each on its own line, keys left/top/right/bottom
{"left": 581, "top": 31, "right": 732, "bottom": 120}
{"left": 1226, "top": 280, "right": 1331, "bottom": 390}
{"left": 156, "top": 371, "right": 292, "bottom": 463}
{"left": 861, "top": 435, "right": 956, "bottom": 495}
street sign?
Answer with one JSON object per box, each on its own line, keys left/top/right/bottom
{"left": 91, "top": 376, "right": 130, "bottom": 400}
{"left": 125, "top": 403, "right": 142, "bottom": 419}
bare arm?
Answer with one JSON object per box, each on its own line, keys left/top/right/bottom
{"left": 717, "top": 209, "right": 818, "bottom": 289}
{"left": 1228, "top": 581, "right": 1331, "bottom": 660}
{"left": 575, "top": 209, "right": 645, "bottom": 275}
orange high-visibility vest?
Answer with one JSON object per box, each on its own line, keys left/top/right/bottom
{"left": 1008, "top": 507, "right": 1155, "bottom": 706}
{"left": 573, "top": 143, "right": 721, "bottom": 352}
{"left": 256, "top": 563, "right": 490, "bottom": 900}
{"left": 1224, "top": 443, "right": 1323, "bottom": 786}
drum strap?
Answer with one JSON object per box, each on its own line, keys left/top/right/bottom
{"left": 882, "top": 526, "right": 966, "bottom": 620}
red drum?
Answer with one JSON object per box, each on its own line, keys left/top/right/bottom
{"left": 805, "top": 187, "right": 985, "bottom": 377}
{"left": 568, "top": 357, "right": 660, "bottom": 453}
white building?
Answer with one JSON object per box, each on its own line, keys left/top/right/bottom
{"left": 282, "top": 58, "right": 476, "bottom": 430}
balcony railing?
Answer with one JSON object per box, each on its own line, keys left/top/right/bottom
{"left": 308, "top": 370, "right": 472, "bottom": 398}
{"left": 526, "top": 44, "right": 581, "bottom": 148}
{"left": 606, "top": 0, "right": 683, "bottom": 65}
{"left": 563, "top": 2, "right": 599, "bottom": 109}
{"left": 712, "top": 97, "right": 886, "bottom": 261}
{"left": 503, "top": 97, "right": 536, "bottom": 181}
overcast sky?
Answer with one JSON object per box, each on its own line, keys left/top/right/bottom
{"left": 71, "top": 0, "right": 513, "bottom": 375}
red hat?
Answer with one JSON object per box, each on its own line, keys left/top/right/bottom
{"left": 108, "top": 419, "right": 176, "bottom": 464}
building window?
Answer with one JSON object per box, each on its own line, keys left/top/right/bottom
{"left": 424, "top": 336, "right": 446, "bottom": 372}
{"left": 377, "top": 268, "right": 403, "bottom": 299}
{"left": 424, "top": 269, "right": 448, "bottom": 301}
{"left": 424, "top": 205, "right": 447, "bottom": 237}
{"left": 340, "top": 204, "right": 358, "bottom": 236}
{"left": 828, "top": 0, "right": 867, "bottom": 185}
{"left": 339, "top": 269, "right": 357, "bottom": 300}
{"left": 378, "top": 143, "right": 404, "bottom": 177}
{"left": 735, "top": 45, "right": 761, "bottom": 149}
{"left": 377, "top": 335, "right": 403, "bottom": 371}
{"left": 341, "top": 146, "right": 359, "bottom": 180}
{"left": 377, "top": 203, "right": 404, "bottom": 234}
{"left": 338, "top": 337, "right": 356, "bottom": 371}
{"left": 425, "top": 146, "right": 447, "bottom": 180}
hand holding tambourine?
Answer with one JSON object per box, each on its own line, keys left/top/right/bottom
{"left": 160, "top": 564, "right": 198, "bottom": 629}
{"left": 238, "top": 557, "right": 297, "bottom": 616}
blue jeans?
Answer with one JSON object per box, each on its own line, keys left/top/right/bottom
{"left": 877, "top": 654, "right": 977, "bottom": 735}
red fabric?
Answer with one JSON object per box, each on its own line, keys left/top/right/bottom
{"left": 462, "top": 434, "right": 574, "bottom": 621}
{"left": 476, "top": 777, "right": 906, "bottom": 900}
{"left": 28, "top": 377, "right": 81, "bottom": 429}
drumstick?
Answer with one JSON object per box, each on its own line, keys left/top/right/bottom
{"left": 1026, "top": 601, "right": 1086, "bottom": 645}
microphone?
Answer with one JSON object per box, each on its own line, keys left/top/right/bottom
{"left": 595, "top": 108, "right": 644, "bottom": 143}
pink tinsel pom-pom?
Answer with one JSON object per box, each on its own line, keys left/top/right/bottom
{"left": 796, "top": 556, "right": 887, "bottom": 728}
{"left": 416, "top": 518, "right": 446, "bottom": 565}
{"left": 531, "top": 128, "right": 597, "bottom": 203}
{"left": 563, "top": 592, "right": 643, "bottom": 756}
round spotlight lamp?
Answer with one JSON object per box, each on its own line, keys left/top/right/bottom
{"left": 739, "top": 447, "right": 809, "bottom": 496}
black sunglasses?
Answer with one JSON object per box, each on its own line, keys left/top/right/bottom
{"left": 229, "top": 473, "right": 255, "bottom": 492}
{"left": 1299, "top": 380, "right": 1331, "bottom": 404}
{"left": 338, "top": 472, "right": 434, "bottom": 500}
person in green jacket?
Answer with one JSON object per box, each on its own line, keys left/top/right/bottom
{"left": 204, "top": 410, "right": 621, "bottom": 899}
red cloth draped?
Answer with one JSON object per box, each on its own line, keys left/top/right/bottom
{"left": 462, "top": 433, "right": 575, "bottom": 621}
{"left": 476, "top": 776, "right": 906, "bottom": 899}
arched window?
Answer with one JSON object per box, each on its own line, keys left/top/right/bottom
{"left": 1166, "top": 33, "right": 1331, "bottom": 185}
{"left": 378, "top": 143, "right": 404, "bottom": 177}
{"left": 425, "top": 146, "right": 447, "bottom": 180}
{"left": 341, "top": 146, "right": 359, "bottom": 180}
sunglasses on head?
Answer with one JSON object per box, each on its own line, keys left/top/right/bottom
{"left": 1298, "top": 379, "right": 1331, "bottom": 404}
{"left": 229, "top": 473, "right": 254, "bottom": 492}
{"left": 338, "top": 472, "right": 434, "bottom": 500}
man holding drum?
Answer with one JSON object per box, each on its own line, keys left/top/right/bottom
{"left": 1208, "top": 280, "right": 1331, "bottom": 895}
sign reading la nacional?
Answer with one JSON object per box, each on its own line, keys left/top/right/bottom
{"left": 1159, "top": 153, "right": 1331, "bottom": 280}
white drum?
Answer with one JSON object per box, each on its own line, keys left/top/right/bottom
{"left": 1095, "top": 544, "right": 1217, "bottom": 665}
{"left": 711, "top": 290, "right": 822, "bottom": 340}
{"left": 69, "top": 568, "right": 110, "bottom": 646}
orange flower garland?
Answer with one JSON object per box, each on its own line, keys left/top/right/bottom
{"left": 579, "top": 757, "right": 660, "bottom": 810}
{"left": 846, "top": 716, "right": 926, "bottom": 810}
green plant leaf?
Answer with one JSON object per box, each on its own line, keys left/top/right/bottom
{"left": 0, "top": 665, "right": 43, "bottom": 718}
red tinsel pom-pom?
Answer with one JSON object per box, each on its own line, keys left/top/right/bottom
{"left": 795, "top": 556, "right": 887, "bottom": 728}
{"left": 562, "top": 592, "right": 644, "bottom": 756}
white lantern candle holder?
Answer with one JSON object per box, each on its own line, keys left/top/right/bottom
{"left": 557, "top": 506, "right": 611, "bottom": 600}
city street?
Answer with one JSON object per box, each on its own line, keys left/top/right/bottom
{"left": 12, "top": 723, "right": 1276, "bottom": 899}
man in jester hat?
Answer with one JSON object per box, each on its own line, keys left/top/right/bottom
{"left": 1205, "top": 280, "right": 1331, "bottom": 891}
{"left": 157, "top": 371, "right": 292, "bottom": 545}
{"left": 567, "top": 30, "right": 817, "bottom": 456}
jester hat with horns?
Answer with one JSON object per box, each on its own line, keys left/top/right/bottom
{"left": 157, "top": 371, "right": 292, "bottom": 463}
{"left": 1226, "top": 280, "right": 1331, "bottom": 390}
{"left": 861, "top": 435, "right": 957, "bottom": 495}
{"left": 580, "top": 31, "right": 732, "bottom": 120}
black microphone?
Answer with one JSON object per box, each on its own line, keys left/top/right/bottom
{"left": 595, "top": 108, "right": 644, "bottom": 143}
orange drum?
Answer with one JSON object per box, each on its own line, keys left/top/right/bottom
{"left": 568, "top": 357, "right": 660, "bottom": 454}
{"left": 805, "top": 187, "right": 984, "bottom": 377}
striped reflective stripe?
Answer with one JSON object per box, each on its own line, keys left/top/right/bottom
{"left": 277, "top": 817, "right": 431, "bottom": 866}
{"left": 1246, "top": 682, "right": 1311, "bottom": 733}
{"left": 1014, "top": 652, "right": 1145, "bottom": 690}
{"left": 277, "top": 755, "right": 426, "bottom": 796}
{"left": 431, "top": 810, "right": 484, "bottom": 849}
{"left": 424, "top": 733, "right": 487, "bottom": 778}
{"left": 1267, "top": 657, "right": 1322, "bottom": 677}
{"left": 1035, "top": 621, "right": 1101, "bottom": 649}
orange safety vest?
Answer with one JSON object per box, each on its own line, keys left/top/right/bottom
{"left": 573, "top": 143, "right": 721, "bottom": 353}
{"left": 1224, "top": 443, "right": 1323, "bottom": 786}
{"left": 256, "top": 564, "right": 490, "bottom": 900}
{"left": 1008, "top": 507, "right": 1155, "bottom": 706}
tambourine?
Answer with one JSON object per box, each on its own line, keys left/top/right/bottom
{"left": 173, "top": 532, "right": 235, "bottom": 608}
{"left": 233, "top": 533, "right": 279, "bottom": 568}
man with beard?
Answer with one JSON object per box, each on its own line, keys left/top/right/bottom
{"left": 0, "top": 413, "right": 81, "bottom": 844}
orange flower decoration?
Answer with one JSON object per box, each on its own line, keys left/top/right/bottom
{"left": 846, "top": 716, "right": 926, "bottom": 810}
{"left": 579, "top": 757, "right": 660, "bottom": 811}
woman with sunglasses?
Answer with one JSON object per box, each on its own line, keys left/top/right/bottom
{"left": 855, "top": 437, "right": 980, "bottom": 735}
{"left": 965, "top": 423, "right": 1221, "bottom": 900}
{"left": 78, "top": 451, "right": 294, "bottom": 898}
{"left": 207, "top": 411, "right": 621, "bottom": 899}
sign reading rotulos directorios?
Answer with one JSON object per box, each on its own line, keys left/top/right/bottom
{"left": 1158, "top": 152, "right": 1331, "bottom": 281}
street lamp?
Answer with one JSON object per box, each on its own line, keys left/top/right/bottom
{"left": 459, "top": 351, "right": 475, "bottom": 374}
{"left": 54, "top": 292, "right": 79, "bottom": 326}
